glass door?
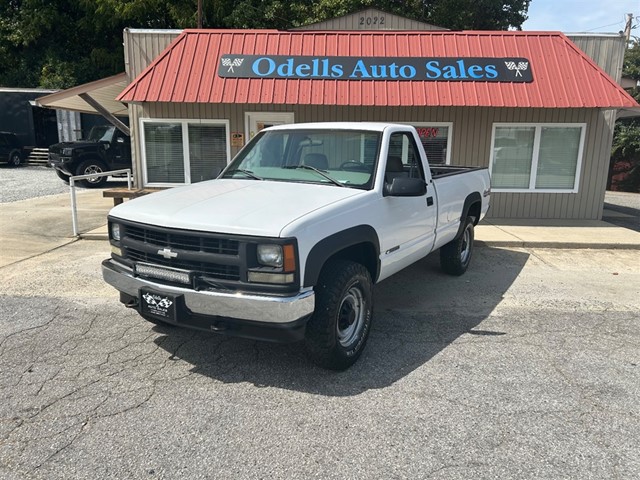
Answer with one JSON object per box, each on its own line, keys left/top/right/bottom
{"left": 245, "top": 112, "right": 294, "bottom": 141}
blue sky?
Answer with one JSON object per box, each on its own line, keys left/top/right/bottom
{"left": 522, "top": 0, "right": 638, "bottom": 34}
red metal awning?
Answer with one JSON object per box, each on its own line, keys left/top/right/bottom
{"left": 118, "top": 29, "right": 640, "bottom": 109}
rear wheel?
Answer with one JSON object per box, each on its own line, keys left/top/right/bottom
{"left": 76, "top": 159, "right": 108, "bottom": 187}
{"left": 305, "top": 259, "right": 373, "bottom": 370}
{"left": 8, "top": 150, "right": 21, "bottom": 167}
{"left": 440, "top": 216, "right": 475, "bottom": 276}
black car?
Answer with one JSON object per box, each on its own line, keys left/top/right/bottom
{"left": 48, "top": 125, "right": 131, "bottom": 187}
{"left": 0, "top": 131, "right": 24, "bottom": 167}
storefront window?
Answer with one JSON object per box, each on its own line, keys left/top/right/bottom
{"left": 490, "top": 124, "right": 585, "bottom": 192}
{"left": 143, "top": 122, "right": 185, "bottom": 184}
{"left": 410, "top": 123, "right": 451, "bottom": 165}
{"left": 142, "top": 119, "right": 229, "bottom": 186}
{"left": 188, "top": 124, "right": 227, "bottom": 183}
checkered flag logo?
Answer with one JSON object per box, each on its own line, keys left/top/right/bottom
{"left": 222, "top": 57, "right": 244, "bottom": 73}
{"left": 505, "top": 61, "right": 529, "bottom": 77}
{"left": 157, "top": 298, "right": 173, "bottom": 309}
{"left": 142, "top": 293, "right": 173, "bottom": 309}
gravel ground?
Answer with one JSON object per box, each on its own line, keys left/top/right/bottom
{"left": 0, "top": 165, "right": 125, "bottom": 203}
{"left": 0, "top": 165, "right": 70, "bottom": 203}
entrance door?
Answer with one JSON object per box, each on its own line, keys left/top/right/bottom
{"left": 245, "top": 112, "right": 294, "bottom": 141}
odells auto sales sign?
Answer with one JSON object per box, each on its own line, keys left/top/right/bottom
{"left": 218, "top": 55, "right": 532, "bottom": 82}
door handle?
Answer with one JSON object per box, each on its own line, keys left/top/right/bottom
{"left": 426, "top": 196, "right": 434, "bottom": 206}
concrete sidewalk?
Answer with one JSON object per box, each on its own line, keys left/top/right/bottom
{"left": 0, "top": 190, "right": 114, "bottom": 267}
{"left": 476, "top": 218, "right": 640, "bottom": 249}
{"left": 1, "top": 191, "right": 639, "bottom": 269}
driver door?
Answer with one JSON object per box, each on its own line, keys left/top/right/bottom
{"left": 377, "top": 131, "right": 437, "bottom": 269}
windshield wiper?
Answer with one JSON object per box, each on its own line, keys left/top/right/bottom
{"left": 283, "top": 165, "right": 345, "bottom": 187}
{"left": 223, "top": 169, "right": 263, "bottom": 180}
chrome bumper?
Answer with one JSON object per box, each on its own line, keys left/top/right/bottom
{"left": 101, "top": 259, "right": 315, "bottom": 324}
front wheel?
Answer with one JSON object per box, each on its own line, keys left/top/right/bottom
{"left": 76, "top": 159, "right": 108, "bottom": 187}
{"left": 440, "top": 216, "right": 475, "bottom": 276}
{"left": 305, "top": 260, "right": 373, "bottom": 370}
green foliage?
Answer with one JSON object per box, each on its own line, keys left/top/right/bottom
{"left": 610, "top": 40, "right": 640, "bottom": 191}
{"left": 0, "top": 0, "right": 530, "bottom": 89}
{"left": 612, "top": 122, "right": 640, "bottom": 159}
{"left": 623, "top": 39, "right": 640, "bottom": 80}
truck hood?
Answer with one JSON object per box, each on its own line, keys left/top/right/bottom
{"left": 110, "top": 180, "right": 363, "bottom": 237}
{"left": 49, "top": 141, "right": 100, "bottom": 152}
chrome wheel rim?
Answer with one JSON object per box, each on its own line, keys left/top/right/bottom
{"left": 84, "top": 165, "right": 103, "bottom": 183}
{"left": 336, "top": 284, "right": 365, "bottom": 347}
{"left": 11, "top": 153, "right": 20, "bottom": 166}
{"left": 460, "top": 226, "right": 471, "bottom": 265}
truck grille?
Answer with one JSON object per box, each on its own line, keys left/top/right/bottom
{"left": 126, "top": 225, "right": 239, "bottom": 255}
{"left": 122, "top": 224, "right": 241, "bottom": 282}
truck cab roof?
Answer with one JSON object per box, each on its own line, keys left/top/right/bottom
{"left": 264, "top": 122, "right": 411, "bottom": 133}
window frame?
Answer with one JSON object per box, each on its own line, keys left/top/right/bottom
{"left": 489, "top": 122, "right": 586, "bottom": 194}
{"left": 400, "top": 122, "right": 453, "bottom": 165}
{"left": 140, "top": 118, "right": 230, "bottom": 187}
{"left": 387, "top": 130, "right": 427, "bottom": 181}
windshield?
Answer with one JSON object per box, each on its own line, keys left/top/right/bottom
{"left": 87, "top": 125, "right": 116, "bottom": 142}
{"left": 221, "top": 129, "right": 381, "bottom": 189}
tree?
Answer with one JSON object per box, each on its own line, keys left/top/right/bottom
{"left": 0, "top": 0, "right": 530, "bottom": 89}
{"left": 610, "top": 40, "right": 640, "bottom": 192}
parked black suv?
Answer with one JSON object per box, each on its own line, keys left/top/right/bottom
{"left": 0, "top": 131, "right": 24, "bottom": 167}
{"left": 49, "top": 125, "right": 131, "bottom": 187}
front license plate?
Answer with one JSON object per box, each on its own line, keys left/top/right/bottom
{"left": 140, "top": 289, "right": 179, "bottom": 322}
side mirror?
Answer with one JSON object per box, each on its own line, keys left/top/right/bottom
{"left": 384, "top": 177, "right": 427, "bottom": 197}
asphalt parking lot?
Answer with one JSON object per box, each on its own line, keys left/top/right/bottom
{"left": 1, "top": 168, "right": 639, "bottom": 479}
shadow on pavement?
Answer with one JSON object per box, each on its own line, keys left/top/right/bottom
{"left": 152, "top": 246, "right": 529, "bottom": 396}
{"left": 603, "top": 202, "right": 640, "bottom": 233}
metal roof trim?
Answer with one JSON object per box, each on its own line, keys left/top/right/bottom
{"left": 117, "top": 29, "right": 640, "bottom": 110}
{"left": 37, "top": 72, "right": 129, "bottom": 116}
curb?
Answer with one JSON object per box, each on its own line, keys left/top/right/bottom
{"left": 476, "top": 240, "right": 640, "bottom": 250}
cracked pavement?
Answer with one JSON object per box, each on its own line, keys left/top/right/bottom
{"left": 0, "top": 239, "right": 639, "bottom": 479}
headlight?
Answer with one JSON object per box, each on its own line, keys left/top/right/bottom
{"left": 257, "top": 244, "right": 283, "bottom": 268}
{"left": 110, "top": 223, "right": 121, "bottom": 241}
{"left": 62, "top": 148, "right": 74, "bottom": 156}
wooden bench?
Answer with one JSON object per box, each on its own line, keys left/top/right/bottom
{"left": 103, "top": 188, "right": 164, "bottom": 206}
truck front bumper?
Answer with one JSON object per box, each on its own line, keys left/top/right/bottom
{"left": 102, "top": 259, "right": 315, "bottom": 343}
{"left": 48, "top": 155, "right": 73, "bottom": 174}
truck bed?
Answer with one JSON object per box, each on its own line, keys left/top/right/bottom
{"left": 430, "top": 165, "right": 488, "bottom": 179}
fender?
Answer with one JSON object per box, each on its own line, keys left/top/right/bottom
{"left": 304, "top": 225, "right": 380, "bottom": 287}
{"left": 77, "top": 153, "right": 107, "bottom": 164}
{"left": 454, "top": 192, "right": 482, "bottom": 238}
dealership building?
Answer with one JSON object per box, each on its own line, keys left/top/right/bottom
{"left": 39, "top": 9, "right": 640, "bottom": 220}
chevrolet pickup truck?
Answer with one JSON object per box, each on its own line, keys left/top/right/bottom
{"left": 102, "top": 123, "right": 490, "bottom": 370}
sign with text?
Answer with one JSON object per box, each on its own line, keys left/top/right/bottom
{"left": 218, "top": 55, "right": 532, "bottom": 82}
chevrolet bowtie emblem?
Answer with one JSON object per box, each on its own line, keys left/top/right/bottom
{"left": 157, "top": 248, "right": 178, "bottom": 259}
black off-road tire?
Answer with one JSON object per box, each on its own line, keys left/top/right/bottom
{"left": 8, "top": 150, "right": 22, "bottom": 167}
{"left": 305, "top": 259, "right": 373, "bottom": 370}
{"left": 440, "top": 216, "right": 475, "bottom": 276}
{"left": 76, "top": 159, "right": 108, "bottom": 188}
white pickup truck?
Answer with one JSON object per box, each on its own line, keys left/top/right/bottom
{"left": 102, "top": 122, "right": 490, "bottom": 369}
